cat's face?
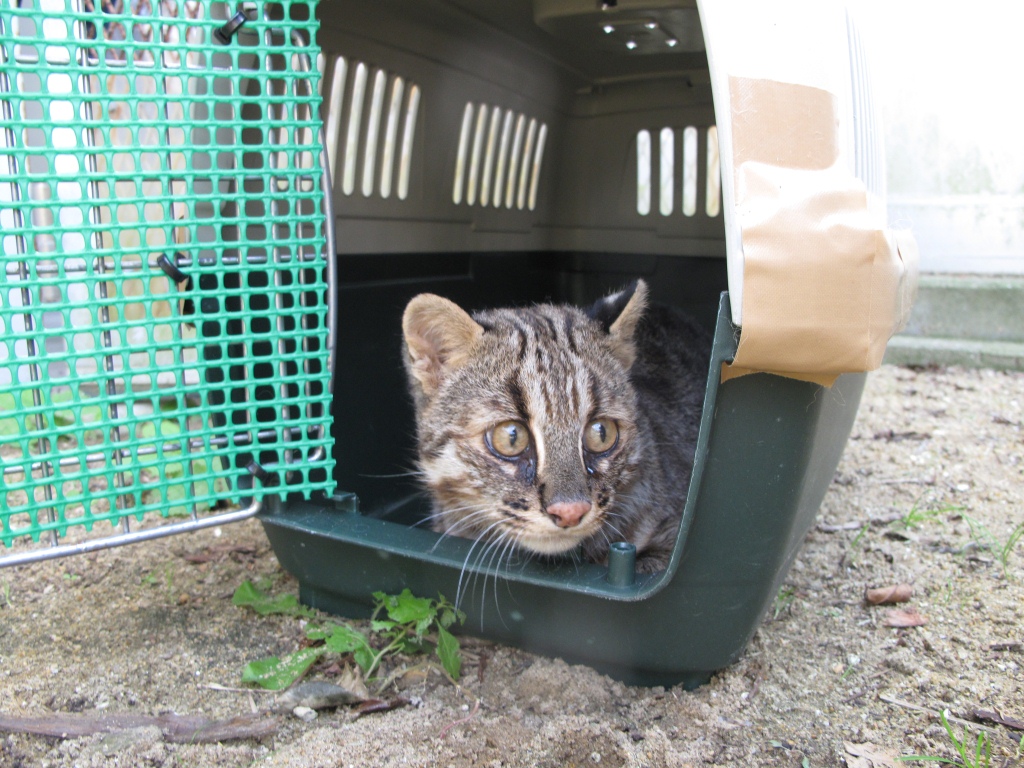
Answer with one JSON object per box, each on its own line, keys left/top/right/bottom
{"left": 402, "top": 282, "right": 649, "bottom": 558}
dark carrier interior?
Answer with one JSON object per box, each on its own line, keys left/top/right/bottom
{"left": 317, "top": 0, "right": 728, "bottom": 525}
{"left": 333, "top": 253, "right": 727, "bottom": 528}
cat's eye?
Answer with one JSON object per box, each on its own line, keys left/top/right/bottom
{"left": 583, "top": 418, "right": 619, "bottom": 454}
{"left": 488, "top": 420, "right": 530, "bottom": 458}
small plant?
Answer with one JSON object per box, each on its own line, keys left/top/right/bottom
{"left": 851, "top": 522, "right": 870, "bottom": 547}
{"left": 232, "top": 578, "right": 315, "bottom": 618}
{"left": 960, "top": 514, "right": 1024, "bottom": 579}
{"left": 842, "top": 522, "right": 871, "bottom": 567}
{"left": 897, "top": 709, "right": 991, "bottom": 767}
{"left": 1002, "top": 522, "right": 1024, "bottom": 576}
{"left": 893, "top": 499, "right": 961, "bottom": 531}
{"left": 773, "top": 586, "right": 796, "bottom": 620}
{"left": 235, "top": 582, "right": 465, "bottom": 690}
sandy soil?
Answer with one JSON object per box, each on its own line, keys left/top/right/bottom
{"left": 1, "top": 364, "right": 1022, "bottom": 768}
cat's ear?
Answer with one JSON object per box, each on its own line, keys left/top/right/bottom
{"left": 403, "top": 294, "right": 484, "bottom": 397}
{"left": 587, "top": 280, "right": 648, "bottom": 368}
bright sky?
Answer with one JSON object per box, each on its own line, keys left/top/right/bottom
{"left": 857, "top": 0, "right": 1024, "bottom": 195}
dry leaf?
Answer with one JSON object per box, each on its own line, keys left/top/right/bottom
{"left": 844, "top": 741, "right": 900, "bottom": 768}
{"left": 276, "top": 681, "right": 365, "bottom": 711}
{"left": 338, "top": 664, "right": 370, "bottom": 701}
{"left": 883, "top": 608, "right": 928, "bottom": 627}
{"left": 865, "top": 584, "right": 913, "bottom": 605}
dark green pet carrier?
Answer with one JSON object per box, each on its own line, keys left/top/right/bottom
{"left": 1, "top": 0, "right": 917, "bottom": 686}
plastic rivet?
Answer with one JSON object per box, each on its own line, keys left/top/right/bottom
{"left": 607, "top": 541, "right": 637, "bottom": 587}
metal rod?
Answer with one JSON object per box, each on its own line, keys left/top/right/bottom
{"left": 0, "top": 16, "right": 60, "bottom": 546}
{"left": 287, "top": 26, "right": 336, "bottom": 465}
{"left": 4, "top": 250, "right": 322, "bottom": 278}
{"left": 74, "top": 11, "right": 134, "bottom": 535}
{"left": 0, "top": 501, "right": 261, "bottom": 568}
{"left": 160, "top": 19, "right": 202, "bottom": 524}
{"left": 2, "top": 422, "right": 321, "bottom": 477}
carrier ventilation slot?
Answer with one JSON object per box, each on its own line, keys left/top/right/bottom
{"left": 453, "top": 103, "right": 548, "bottom": 211}
{"left": 846, "top": 13, "right": 884, "bottom": 199}
{"left": 636, "top": 126, "right": 720, "bottom": 218}
{"left": 323, "top": 56, "right": 420, "bottom": 200}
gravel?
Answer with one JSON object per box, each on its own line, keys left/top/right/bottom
{"left": 1, "top": 364, "right": 1022, "bottom": 767}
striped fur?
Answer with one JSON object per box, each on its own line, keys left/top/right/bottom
{"left": 401, "top": 280, "right": 710, "bottom": 573}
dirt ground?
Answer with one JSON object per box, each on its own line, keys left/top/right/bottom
{"left": 1, "top": 364, "right": 1022, "bottom": 768}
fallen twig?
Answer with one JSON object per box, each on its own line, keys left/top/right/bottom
{"left": 868, "top": 478, "right": 936, "bottom": 487}
{"left": 988, "top": 641, "right": 1023, "bottom": 652}
{"left": 974, "top": 708, "right": 1024, "bottom": 732}
{"left": 841, "top": 681, "right": 885, "bottom": 705}
{"left": 0, "top": 710, "right": 278, "bottom": 743}
{"left": 817, "top": 514, "right": 904, "bottom": 533}
{"left": 878, "top": 695, "right": 1000, "bottom": 735}
{"left": 818, "top": 521, "right": 865, "bottom": 532}
{"left": 203, "top": 683, "right": 276, "bottom": 694}
{"left": 439, "top": 699, "right": 480, "bottom": 739}
{"left": 354, "top": 697, "right": 410, "bottom": 718}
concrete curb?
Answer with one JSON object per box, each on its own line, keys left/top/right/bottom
{"left": 884, "top": 274, "right": 1024, "bottom": 371}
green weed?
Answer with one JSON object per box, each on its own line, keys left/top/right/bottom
{"left": 231, "top": 579, "right": 315, "bottom": 619}
{"left": 960, "top": 514, "right": 1024, "bottom": 579}
{"left": 893, "top": 499, "right": 962, "bottom": 531}
{"left": 773, "top": 586, "right": 797, "bottom": 620}
{"left": 851, "top": 522, "right": 870, "bottom": 547}
{"left": 234, "top": 583, "right": 465, "bottom": 690}
{"left": 897, "top": 709, "right": 991, "bottom": 767}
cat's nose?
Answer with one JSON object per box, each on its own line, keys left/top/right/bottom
{"left": 546, "top": 500, "right": 591, "bottom": 528}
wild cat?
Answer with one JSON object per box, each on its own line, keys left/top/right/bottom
{"left": 401, "top": 280, "right": 710, "bottom": 573}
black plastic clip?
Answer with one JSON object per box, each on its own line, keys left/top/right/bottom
{"left": 214, "top": 11, "right": 248, "bottom": 44}
{"left": 157, "top": 253, "right": 196, "bottom": 320}
{"left": 246, "top": 461, "right": 278, "bottom": 487}
{"left": 156, "top": 253, "right": 188, "bottom": 283}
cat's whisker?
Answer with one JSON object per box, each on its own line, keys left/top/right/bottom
{"left": 425, "top": 505, "right": 492, "bottom": 546}
{"left": 412, "top": 499, "right": 484, "bottom": 532}
{"left": 491, "top": 532, "right": 525, "bottom": 629}
{"left": 357, "top": 469, "right": 426, "bottom": 479}
{"left": 472, "top": 528, "right": 518, "bottom": 624}
{"left": 478, "top": 531, "right": 512, "bottom": 628}
{"left": 455, "top": 518, "right": 510, "bottom": 609}
{"left": 594, "top": 516, "right": 627, "bottom": 546}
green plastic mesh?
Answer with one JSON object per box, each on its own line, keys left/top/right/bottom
{"left": 0, "top": 0, "right": 335, "bottom": 551}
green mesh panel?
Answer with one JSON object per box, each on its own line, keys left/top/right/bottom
{"left": 0, "top": 0, "right": 335, "bottom": 550}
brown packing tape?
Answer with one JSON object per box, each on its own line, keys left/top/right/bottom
{"left": 720, "top": 361, "right": 839, "bottom": 388}
{"left": 728, "top": 77, "right": 838, "bottom": 171}
{"left": 723, "top": 76, "right": 915, "bottom": 386}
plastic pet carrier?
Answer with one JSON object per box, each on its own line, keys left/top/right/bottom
{"left": 1, "top": 0, "right": 918, "bottom": 687}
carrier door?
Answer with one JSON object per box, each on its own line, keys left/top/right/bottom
{"left": 698, "top": 0, "right": 917, "bottom": 382}
{"left": 0, "top": 0, "right": 335, "bottom": 566}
